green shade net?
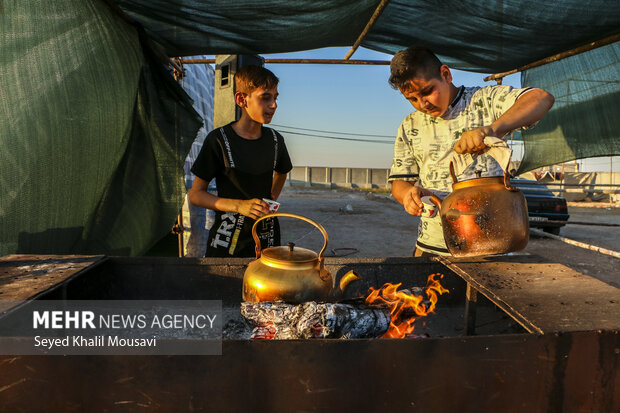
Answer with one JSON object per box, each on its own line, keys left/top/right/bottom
{"left": 2, "top": 0, "right": 618, "bottom": 256}
{"left": 113, "top": 0, "right": 380, "bottom": 58}
{"left": 114, "top": 0, "right": 620, "bottom": 73}
{"left": 363, "top": 0, "right": 620, "bottom": 72}
{"left": 518, "top": 42, "right": 620, "bottom": 173}
{"left": 0, "top": 0, "right": 202, "bottom": 256}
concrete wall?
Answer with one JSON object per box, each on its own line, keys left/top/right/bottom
{"left": 288, "top": 168, "right": 620, "bottom": 201}
{"left": 558, "top": 171, "right": 620, "bottom": 202}
{"left": 288, "top": 166, "right": 391, "bottom": 189}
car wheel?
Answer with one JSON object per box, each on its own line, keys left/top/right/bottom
{"left": 543, "top": 227, "right": 561, "bottom": 236}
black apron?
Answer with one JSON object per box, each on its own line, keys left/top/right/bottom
{"left": 205, "top": 127, "right": 281, "bottom": 258}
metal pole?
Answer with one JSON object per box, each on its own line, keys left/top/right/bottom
{"left": 612, "top": 156, "right": 615, "bottom": 203}
{"left": 484, "top": 33, "right": 620, "bottom": 81}
{"left": 343, "top": 0, "right": 391, "bottom": 60}
{"left": 561, "top": 162, "right": 565, "bottom": 195}
{"left": 539, "top": 220, "right": 620, "bottom": 227}
{"left": 464, "top": 284, "right": 478, "bottom": 336}
{"left": 539, "top": 183, "right": 620, "bottom": 187}
{"left": 170, "top": 58, "right": 184, "bottom": 78}
{"left": 181, "top": 58, "right": 390, "bottom": 65}
{"left": 529, "top": 228, "right": 620, "bottom": 259}
{"left": 176, "top": 214, "right": 185, "bottom": 258}
{"left": 172, "top": 61, "right": 184, "bottom": 258}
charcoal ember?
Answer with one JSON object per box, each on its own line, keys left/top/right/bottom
{"left": 222, "top": 319, "right": 253, "bottom": 340}
{"left": 251, "top": 321, "right": 299, "bottom": 340}
{"left": 404, "top": 333, "right": 430, "bottom": 339}
{"left": 400, "top": 287, "right": 424, "bottom": 296}
{"left": 240, "top": 301, "right": 390, "bottom": 339}
{"left": 241, "top": 302, "right": 303, "bottom": 339}
{"left": 240, "top": 301, "right": 303, "bottom": 322}
{"left": 387, "top": 287, "right": 432, "bottom": 318}
{"left": 251, "top": 321, "right": 280, "bottom": 340}
{"left": 296, "top": 302, "right": 390, "bottom": 339}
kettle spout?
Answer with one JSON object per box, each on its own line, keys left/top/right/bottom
{"left": 327, "top": 270, "right": 362, "bottom": 302}
{"left": 339, "top": 270, "right": 361, "bottom": 293}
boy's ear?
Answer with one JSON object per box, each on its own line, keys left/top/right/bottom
{"left": 440, "top": 64, "right": 452, "bottom": 83}
{"left": 234, "top": 92, "right": 247, "bottom": 108}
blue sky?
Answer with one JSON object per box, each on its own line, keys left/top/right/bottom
{"left": 203, "top": 46, "right": 615, "bottom": 172}
{"left": 262, "top": 46, "right": 522, "bottom": 168}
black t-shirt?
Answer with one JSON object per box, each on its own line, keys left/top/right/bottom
{"left": 190, "top": 123, "right": 292, "bottom": 258}
{"left": 191, "top": 123, "right": 292, "bottom": 199}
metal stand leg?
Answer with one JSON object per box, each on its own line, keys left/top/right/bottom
{"left": 174, "top": 213, "right": 185, "bottom": 258}
{"left": 464, "top": 283, "right": 478, "bottom": 335}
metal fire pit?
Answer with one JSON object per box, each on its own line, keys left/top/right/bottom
{"left": 0, "top": 254, "right": 618, "bottom": 412}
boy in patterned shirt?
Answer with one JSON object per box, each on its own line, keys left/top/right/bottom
{"left": 388, "top": 46, "right": 555, "bottom": 256}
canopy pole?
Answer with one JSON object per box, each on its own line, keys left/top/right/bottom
{"left": 180, "top": 58, "right": 390, "bottom": 65}
{"left": 170, "top": 58, "right": 184, "bottom": 79}
{"left": 343, "top": 0, "right": 391, "bottom": 60}
{"left": 484, "top": 33, "right": 620, "bottom": 81}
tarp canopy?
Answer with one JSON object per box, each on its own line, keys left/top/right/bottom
{"left": 1, "top": 0, "right": 619, "bottom": 257}
{"left": 113, "top": 0, "right": 620, "bottom": 73}
{"left": 518, "top": 42, "right": 620, "bottom": 172}
{"left": 1, "top": 0, "right": 202, "bottom": 256}
{"left": 113, "top": 0, "right": 620, "bottom": 172}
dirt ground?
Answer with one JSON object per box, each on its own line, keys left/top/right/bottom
{"left": 277, "top": 187, "right": 620, "bottom": 288}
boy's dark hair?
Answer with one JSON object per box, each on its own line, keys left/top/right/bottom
{"left": 388, "top": 46, "right": 443, "bottom": 91}
{"left": 235, "top": 65, "right": 279, "bottom": 94}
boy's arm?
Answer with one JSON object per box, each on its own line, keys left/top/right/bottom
{"left": 454, "top": 88, "right": 555, "bottom": 154}
{"left": 391, "top": 180, "right": 433, "bottom": 216}
{"left": 189, "top": 176, "right": 269, "bottom": 220}
{"left": 271, "top": 171, "right": 287, "bottom": 201}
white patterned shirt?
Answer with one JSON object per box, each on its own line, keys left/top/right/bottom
{"left": 389, "top": 84, "right": 534, "bottom": 254}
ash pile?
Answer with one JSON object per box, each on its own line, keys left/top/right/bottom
{"left": 224, "top": 283, "right": 443, "bottom": 340}
{"left": 241, "top": 301, "right": 392, "bottom": 339}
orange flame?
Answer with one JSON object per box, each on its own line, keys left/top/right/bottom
{"left": 365, "top": 273, "right": 449, "bottom": 338}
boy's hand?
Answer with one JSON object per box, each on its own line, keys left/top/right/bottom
{"left": 403, "top": 186, "right": 433, "bottom": 216}
{"left": 237, "top": 199, "right": 269, "bottom": 220}
{"left": 454, "top": 126, "right": 494, "bottom": 154}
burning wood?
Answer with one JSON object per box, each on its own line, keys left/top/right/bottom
{"left": 238, "top": 273, "right": 449, "bottom": 340}
{"left": 241, "top": 301, "right": 391, "bottom": 339}
{"left": 365, "top": 273, "right": 449, "bottom": 338}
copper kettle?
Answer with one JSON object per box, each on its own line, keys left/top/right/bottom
{"left": 428, "top": 163, "right": 529, "bottom": 257}
{"left": 243, "top": 212, "right": 345, "bottom": 303}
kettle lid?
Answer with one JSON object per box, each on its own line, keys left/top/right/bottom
{"left": 261, "top": 242, "right": 318, "bottom": 263}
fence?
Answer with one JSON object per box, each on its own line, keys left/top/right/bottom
{"left": 288, "top": 166, "right": 390, "bottom": 189}
{"left": 288, "top": 167, "right": 620, "bottom": 202}
{"left": 534, "top": 171, "right": 620, "bottom": 202}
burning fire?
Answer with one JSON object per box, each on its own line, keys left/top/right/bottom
{"left": 365, "top": 273, "right": 449, "bottom": 338}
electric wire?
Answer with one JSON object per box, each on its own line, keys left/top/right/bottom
{"left": 277, "top": 129, "right": 394, "bottom": 144}
{"left": 289, "top": 212, "right": 359, "bottom": 257}
{"left": 271, "top": 123, "right": 394, "bottom": 138}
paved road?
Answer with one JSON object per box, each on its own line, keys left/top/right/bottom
{"left": 559, "top": 206, "right": 620, "bottom": 251}
{"left": 277, "top": 187, "right": 620, "bottom": 287}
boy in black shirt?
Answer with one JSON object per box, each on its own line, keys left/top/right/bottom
{"left": 189, "top": 66, "right": 292, "bottom": 257}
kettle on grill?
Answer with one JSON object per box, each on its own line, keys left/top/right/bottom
{"left": 427, "top": 162, "right": 529, "bottom": 257}
{"left": 242, "top": 212, "right": 356, "bottom": 303}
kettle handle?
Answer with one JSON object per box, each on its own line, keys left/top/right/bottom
{"left": 428, "top": 195, "right": 442, "bottom": 210}
{"left": 251, "top": 212, "right": 329, "bottom": 265}
{"left": 449, "top": 161, "right": 458, "bottom": 184}
{"left": 451, "top": 160, "right": 518, "bottom": 192}
{"left": 504, "top": 171, "right": 519, "bottom": 191}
